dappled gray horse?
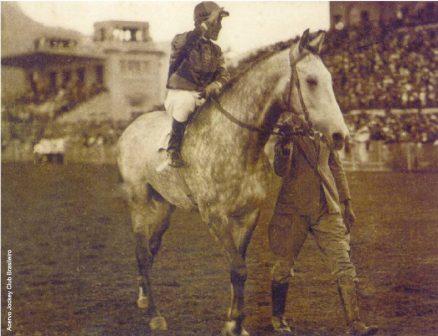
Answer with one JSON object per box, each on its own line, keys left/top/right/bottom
{"left": 117, "top": 30, "right": 349, "bottom": 336}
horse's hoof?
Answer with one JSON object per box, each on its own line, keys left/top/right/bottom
{"left": 222, "top": 321, "right": 249, "bottom": 336}
{"left": 156, "top": 161, "right": 169, "bottom": 172}
{"left": 149, "top": 316, "right": 168, "bottom": 331}
{"left": 136, "top": 286, "right": 149, "bottom": 309}
{"left": 136, "top": 296, "right": 149, "bottom": 309}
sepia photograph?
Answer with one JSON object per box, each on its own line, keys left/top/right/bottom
{"left": 1, "top": 1, "right": 437, "bottom": 335}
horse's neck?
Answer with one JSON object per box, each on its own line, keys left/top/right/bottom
{"left": 222, "top": 51, "right": 289, "bottom": 125}
{"left": 193, "top": 50, "right": 289, "bottom": 163}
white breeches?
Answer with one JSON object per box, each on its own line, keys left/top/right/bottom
{"left": 164, "top": 89, "right": 205, "bottom": 123}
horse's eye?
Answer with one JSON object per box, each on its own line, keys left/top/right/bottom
{"left": 306, "top": 77, "right": 317, "bottom": 86}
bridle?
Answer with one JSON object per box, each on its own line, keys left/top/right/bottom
{"left": 287, "top": 50, "right": 314, "bottom": 134}
{"left": 211, "top": 49, "right": 315, "bottom": 140}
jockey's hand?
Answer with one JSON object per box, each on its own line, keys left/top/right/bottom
{"left": 275, "top": 138, "right": 291, "bottom": 157}
{"left": 203, "top": 82, "right": 222, "bottom": 99}
{"left": 343, "top": 200, "right": 356, "bottom": 233}
{"left": 279, "top": 123, "right": 294, "bottom": 139}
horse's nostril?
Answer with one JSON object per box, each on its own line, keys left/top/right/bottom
{"left": 332, "top": 132, "right": 343, "bottom": 142}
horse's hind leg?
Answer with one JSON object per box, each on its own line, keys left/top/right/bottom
{"left": 127, "top": 183, "right": 174, "bottom": 331}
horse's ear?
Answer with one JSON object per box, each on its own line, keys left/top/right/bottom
{"left": 308, "top": 30, "right": 326, "bottom": 54}
{"left": 298, "top": 28, "right": 310, "bottom": 53}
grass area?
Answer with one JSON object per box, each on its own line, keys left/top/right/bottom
{"left": 2, "top": 163, "right": 438, "bottom": 335}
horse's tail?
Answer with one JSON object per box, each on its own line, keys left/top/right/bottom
{"left": 117, "top": 168, "right": 124, "bottom": 184}
{"left": 115, "top": 136, "right": 131, "bottom": 201}
{"left": 114, "top": 137, "right": 122, "bottom": 178}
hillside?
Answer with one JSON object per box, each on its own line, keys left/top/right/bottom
{"left": 1, "top": 2, "right": 83, "bottom": 57}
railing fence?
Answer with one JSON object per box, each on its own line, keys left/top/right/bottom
{"left": 2, "top": 140, "right": 437, "bottom": 172}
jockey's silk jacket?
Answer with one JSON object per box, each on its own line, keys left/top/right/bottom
{"left": 166, "top": 29, "right": 230, "bottom": 91}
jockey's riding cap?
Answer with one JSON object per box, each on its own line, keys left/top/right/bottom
{"left": 194, "top": 1, "right": 229, "bottom": 22}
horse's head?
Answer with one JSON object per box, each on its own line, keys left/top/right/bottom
{"left": 288, "top": 29, "right": 349, "bottom": 150}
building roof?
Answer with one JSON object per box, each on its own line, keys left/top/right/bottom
{"left": 1, "top": 50, "right": 104, "bottom": 68}
{"left": 94, "top": 20, "right": 150, "bottom": 27}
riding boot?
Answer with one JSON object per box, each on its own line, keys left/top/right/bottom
{"left": 167, "top": 118, "right": 187, "bottom": 168}
{"left": 271, "top": 281, "right": 292, "bottom": 335}
{"left": 337, "top": 275, "right": 379, "bottom": 336}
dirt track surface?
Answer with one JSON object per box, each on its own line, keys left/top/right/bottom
{"left": 2, "top": 163, "right": 438, "bottom": 336}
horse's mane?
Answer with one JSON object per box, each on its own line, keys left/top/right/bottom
{"left": 223, "top": 29, "right": 333, "bottom": 93}
{"left": 222, "top": 37, "right": 299, "bottom": 92}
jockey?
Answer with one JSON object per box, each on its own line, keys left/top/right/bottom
{"left": 165, "top": 1, "right": 230, "bottom": 167}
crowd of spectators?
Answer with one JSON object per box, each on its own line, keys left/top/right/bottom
{"left": 2, "top": 81, "right": 108, "bottom": 150}
{"left": 60, "top": 120, "right": 126, "bottom": 147}
{"left": 3, "top": 8, "right": 437, "bottom": 153}
{"left": 1, "top": 118, "right": 127, "bottom": 160}
{"left": 323, "top": 20, "right": 437, "bottom": 111}
{"left": 228, "top": 10, "right": 438, "bottom": 146}
{"left": 346, "top": 111, "right": 437, "bottom": 144}
{"left": 4, "top": 80, "right": 106, "bottom": 123}
{"left": 229, "top": 12, "right": 437, "bottom": 114}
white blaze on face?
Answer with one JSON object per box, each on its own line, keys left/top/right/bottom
{"left": 290, "top": 37, "right": 349, "bottom": 149}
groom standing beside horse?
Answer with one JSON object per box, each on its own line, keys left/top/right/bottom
{"left": 270, "top": 115, "right": 378, "bottom": 336}
{"left": 117, "top": 1, "right": 359, "bottom": 335}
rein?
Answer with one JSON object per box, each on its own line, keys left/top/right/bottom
{"left": 211, "top": 50, "right": 314, "bottom": 140}
{"left": 289, "top": 51, "right": 314, "bottom": 131}
{"left": 211, "top": 97, "right": 283, "bottom": 136}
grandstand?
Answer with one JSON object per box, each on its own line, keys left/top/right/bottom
{"left": 226, "top": 2, "right": 437, "bottom": 171}
{"left": 1, "top": 2, "right": 437, "bottom": 170}
{"left": 228, "top": 3, "right": 437, "bottom": 140}
{"left": 1, "top": 2, "right": 168, "bottom": 160}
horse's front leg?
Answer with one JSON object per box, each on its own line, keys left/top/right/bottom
{"left": 209, "top": 209, "right": 260, "bottom": 336}
{"left": 228, "top": 209, "right": 261, "bottom": 336}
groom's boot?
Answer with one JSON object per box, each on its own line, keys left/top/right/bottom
{"left": 271, "top": 281, "right": 292, "bottom": 335}
{"left": 337, "top": 275, "right": 379, "bottom": 336}
{"left": 167, "top": 118, "right": 187, "bottom": 168}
